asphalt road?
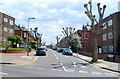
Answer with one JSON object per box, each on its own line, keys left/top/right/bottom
{"left": 1, "top": 49, "right": 119, "bottom": 77}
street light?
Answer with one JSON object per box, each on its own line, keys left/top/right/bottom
{"left": 27, "top": 17, "right": 35, "bottom": 56}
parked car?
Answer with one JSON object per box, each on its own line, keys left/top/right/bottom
{"left": 20, "top": 44, "right": 27, "bottom": 48}
{"left": 57, "top": 48, "right": 65, "bottom": 53}
{"left": 63, "top": 48, "right": 73, "bottom": 55}
{"left": 36, "top": 48, "right": 46, "bottom": 56}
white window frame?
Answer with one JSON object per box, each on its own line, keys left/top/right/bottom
{"left": 103, "top": 22, "right": 107, "bottom": 29}
{"left": 4, "top": 17, "right": 8, "bottom": 22}
{"left": 24, "top": 33, "right": 27, "bottom": 37}
{"left": 84, "top": 32, "right": 88, "bottom": 39}
{"left": 3, "top": 27, "right": 8, "bottom": 32}
{"left": 103, "top": 34, "right": 107, "bottom": 41}
{"left": 10, "top": 20, "right": 13, "bottom": 25}
{"left": 108, "top": 32, "right": 113, "bottom": 39}
{"left": 108, "top": 19, "right": 112, "bottom": 26}
{"left": 9, "top": 29, "right": 14, "bottom": 34}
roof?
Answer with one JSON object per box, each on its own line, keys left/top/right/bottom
{"left": 15, "top": 25, "right": 20, "bottom": 31}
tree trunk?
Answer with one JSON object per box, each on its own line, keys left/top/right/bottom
{"left": 91, "top": 37, "right": 98, "bottom": 63}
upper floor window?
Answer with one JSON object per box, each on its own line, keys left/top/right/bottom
{"left": 108, "top": 32, "right": 113, "bottom": 39}
{"left": 4, "top": 17, "right": 8, "bottom": 22}
{"left": 3, "top": 27, "right": 8, "bottom": 32}
{"left": 103, "top": 22, "right": 107, "bottom": 29}
{"left": 10, "top": 20, "right": 13, "bottom": 25}
{"left": 24, "top": 33, "right": 27, "bottom": 37}
{"left": 103, "top": 34, "right": 107, "bottom": 41}
{"left": 108, "top": 19, "right": 112, "bottom": 26}
{"left": 84, "top": 32, "right": 88, "bottom": 39}
{"left": 9, "top": 29, "right": 14, "bottom": 34}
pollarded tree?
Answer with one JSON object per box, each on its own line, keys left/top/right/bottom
{"left": 84, "top": 1, "right": 106, "bottom": 62}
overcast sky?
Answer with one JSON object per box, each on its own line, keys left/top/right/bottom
{"left": 0, "top": 0, "right": 119, "bottom": 45}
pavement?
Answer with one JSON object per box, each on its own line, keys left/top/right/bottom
{"left": 73, "top": 53, "right": 120, "bottom": 73}
{"left": 0, "top": 49, "right": 120, "bottom": 74}
{"left": 0, "top": 49, "right": 36, "bottom": 65}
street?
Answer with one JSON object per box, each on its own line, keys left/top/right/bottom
{"left": 1, "top": 49, "right": 119, "bottom": 77}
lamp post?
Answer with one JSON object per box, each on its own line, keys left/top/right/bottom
{"left": 56, "top": 36, "right": 60, "bottom": 47}
{"left": 39, "top": 34, "right": 42, "bottom": 47}
{"left": 27, "top": 17, "right": 35, "bottom": 56}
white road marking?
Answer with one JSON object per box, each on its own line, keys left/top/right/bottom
{"left": 54, "top": 53, "right": 59, "bottom": 60}
{"left": 73, "top": 62, "right": 76, "bottom": 67}
{"left": 52, "top": 69, "right": 61, "bottom": 71}
{"left": 60, "top": 62, "right": 68, "bottom": 72}
{"left": 79, "top": 70, "right": 88, "bottom": 73}
{"left": 91, "top": 71, "right": 101, "bottom": 75}
{"left": 56, "top": 57, "right": 59, "bottom": 60}
{"left": 81, "top": 66, "right": 87, "bottom": 68}
{"left": 0, "top": 72, "right": 8, "bottom": 75}
{"left": 66, "top": 70, "right": 75, "bottom": 72}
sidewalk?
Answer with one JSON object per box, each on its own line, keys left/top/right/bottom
{"left": 0, "top": 49, "right": 36, "bottom": 65}
{"left": 73, "top": 53, "right": 120, "bottom": 73}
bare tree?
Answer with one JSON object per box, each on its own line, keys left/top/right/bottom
{"left": 62, "top": 27, "right": 75, "bottom": 48}
{"left": 84, "top": 0, "right": 106, "bottom": 62}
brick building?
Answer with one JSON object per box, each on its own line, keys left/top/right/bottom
{"left": 0, "top": 12, "right": 15, "bottom": 46}
{"left": 0, "top": 12, "right": 2, "bottom": 44}
{"left": 102, "top": 12, "right": 120, "bottom": 53}
{"left": 15, "top": 25, "right": 35, "bottom": 42}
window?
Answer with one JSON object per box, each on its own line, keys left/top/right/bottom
{"left": 4, "top": 17, "right": 8, "bottom": 22}
{"left": 9, "top": 29, "right": 14, "bottom": 34}
{"left": 103, "top": 22, "right": 107, "bottom": 29}
{"left": 103, "top": 34, "right": 107, "bottom": 41}
{"left": 108, "top": 32, "right": 113, "bottom": 39}
{"left": 3, "top": 27, "right": 8, "bottom": 32}
{"left": 84, "top": 43, "right": 88, "bottom": 48}
{"left": 10, "top": 20, "right": 13, "bottom": 25}
{"left": 108, "top": 19, "right": 112, "bottom": 26}
{"left": 108, "top": 46, "right": 113, "bottom": 52}
{"left": 84, "top": 32, "right": 88, "bottom": 39}
{"left": 3, "top": 37, "right": 7, "bottom": 41}
{"left": 24, "top": 33, "right": 27, "bottom": 37}
{"left": 103, "top": 46, "right": 107, "bottom": 53}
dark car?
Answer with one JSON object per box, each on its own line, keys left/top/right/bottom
{"left": 36, "top": 48, "right": 46, "bottom": 56}
{"left": 57, "top": 48, "right": 65, "bottom": 53}
{"left": 63, "top": 48, "right": 73, "bottom": 55}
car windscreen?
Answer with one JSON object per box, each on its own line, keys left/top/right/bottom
{"left": 37, "top": 48, "right": 45, "bottom": 50}
{"left": 65, "top": 49, "right": 72, "bottom": 52}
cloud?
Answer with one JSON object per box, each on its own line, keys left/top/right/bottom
{"left": 0, "top": 0, "right": 118, "bottom": 44}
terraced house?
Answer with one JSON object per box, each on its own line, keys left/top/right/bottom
{"left": 0, "top": 12, "right": 15, "bottom": 46}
